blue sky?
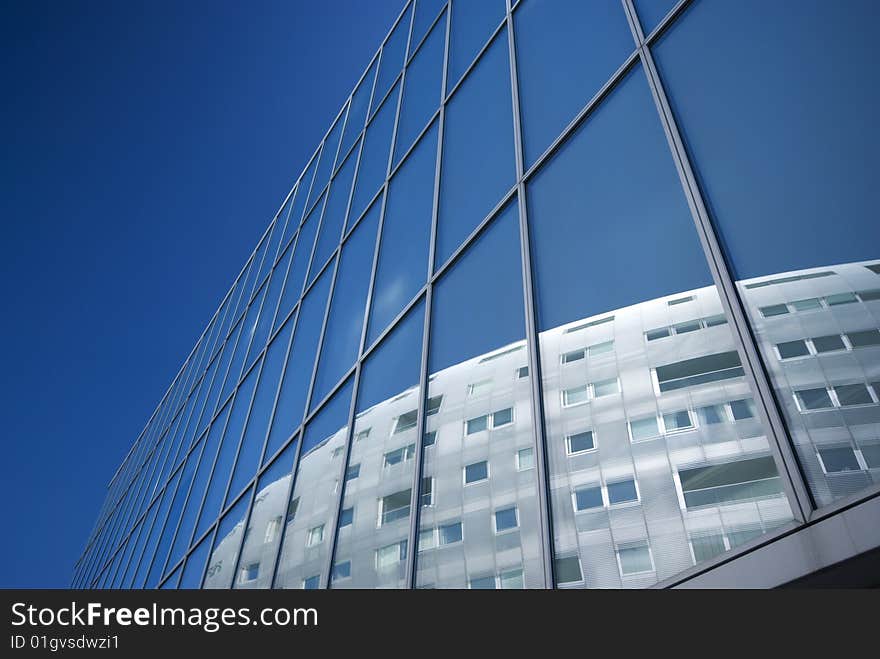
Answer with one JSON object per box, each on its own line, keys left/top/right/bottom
{"left": 0, "top": 0, "right": 402, "bottom": 588}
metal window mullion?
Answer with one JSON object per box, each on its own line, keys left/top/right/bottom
{"left": 323, "top": 171, "right": 395, "bottom": 586}
{"left": 406, "top": 0, "right": 450, "bottom": 591}
{"left": 621, "top": 0, "right": 812, "bottom": 520}
{"left": 267, "top": 427, "right": 305, "bottom": 589}
{"left": 505, "top": 1, "right": 556, "bottom": 590}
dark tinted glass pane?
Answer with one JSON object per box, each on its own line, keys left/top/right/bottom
{"left": 367, "top": 123, "right": 437, "bottom": 347}
{"left": 311, "top": 206, "right": 380, "bottom": 409}
{"left": 308, "top": 146, "right": 359, "bottom": 285}
{"left": 436, "top": 29, "right": 515, "bottom": 268}
{"left": 575, "top": 486, "right": 603, "bottom": 511}
{"left": 394, "top": 10, "right": 446, "bottom": 167}
{"left": 777, "top": 340, "right": 809, "bottom": 360}
{"left": 607, "top": 480, "right": 638, "bottom": 504}
{"left": 373, "top": 5, "right": 412, "bottom": 115}
{"left": 514, "top": 0, "right": 632, "bottom": 167}
{"left": 350, "top": 82, "right": 400, "bottom": 225}
{"left": 447, "top": 0, "right": 506, "bottom": 90}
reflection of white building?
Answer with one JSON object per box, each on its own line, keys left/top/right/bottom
{"left": 198, "top": 260, "right": 879, "bottom": 589}
{"left": 739, "top": 260, "right": 880, "bottom": 506}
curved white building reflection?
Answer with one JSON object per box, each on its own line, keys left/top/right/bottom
{"left": 199, "top": 260, "right": 879, "bottom": 589}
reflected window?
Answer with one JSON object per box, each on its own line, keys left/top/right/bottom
{"left": 464, "top": 461, "right": 489, "bottom": 484}
{"left": 566, "top": 431, "right": 595, "bottom": 455}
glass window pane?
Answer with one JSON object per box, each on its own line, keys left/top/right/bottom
{"left": 274, "top": 378, "right": 354, "bottom": 589}
{"left": 193, "top": 367, "right": 259, "bottom": 543}
{"left": 350, "top": 81, "right": 400, "bottom": 226}
{"left": 308, "top": 145, "right": 360, "bottom": 286}
{"left": 367, "top": 123, "right": 438, "bottom": 347}
{"left": 607, "top": 479, "right": 638, "bottom": 505}
{"left": 574, "top": 486, "right": 603, "bottom": 512}
{"left": 202, "top": 489, "right": 251, "bottom": 589}
{"left": 330, "top": 304, "right": 422, "bottom": 589}
{"left": 812, "top": 334, "right": 846, "bottom": 353}
{"left": 233, "top": 443, "right": 297, "bottom": 589}
{"left": 436, "top": 28, "right": 516, "bottom": 269}
{"left": 411, "top": 0, "right": 446, "bottom": 51}
{"left": 655, "top": 1, "right": 880, "bottom": 508}
{"left": 312, "top": 108, "right": 347, "bottom": 198}
{"left": 275, "top": 204, "right": 321, "bottom": 327}
{"left": 311, "top": 206, "right": 380, "bottom": 408}
{"left": 777, "top": 340, "right": 809, "bottom": 360}
{"left": 166, "top": 412, "right": 229, "bottom": 573}
{"left": 446, "top": 0, "right": 505, "bottom": 90}
{"left": 226, "top": 320, "right": 295, "bottom": 506}
{"left": 394, "top": 9, "right": 445, "bottom": 167}
{"left": 179, "top": 535, "right": 210, "bottom": 589}
{"left": 340, "top": 58, "right": 378, "bottom": 159}
{"left": 655, "top": 0, "right": 880, "bottom": 280}
{"left": 418, "top": 198, "right": 543, "bottom": 588}
{"left": 529, "top": 64, "right": 793, "bottom": 588}
{"left": 633, "top": 0, "right": 677, "bottom": 35}
{"left": 263, "top": 268, "right": 333, "bottom": 464}
{"left": 373, "top": 5, "right": 412, "bottom": 116}
{"left": 514, "top": 0, "right": 632, "bottom": 167}
{"left": 618, "top": 545, "right": 653, "bottom": 576}
{"left": 289, "top": 156, "right": 319, "bottom": 235}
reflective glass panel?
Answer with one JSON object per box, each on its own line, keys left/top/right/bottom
{"left": 263, "top": 268, "right": 333, "bottom": 463}
{"left": 226, "top": 318, "right": 295, "bottom": 506}
{"left": 350, "top": 81, "right": 400, "bottom": 226}
{"left": 341, "top": 58, "right": 378, "bottom": 159}
{"left": 417, "top": 198, "right": 544, "bottom": 588}
{"left": 234, "top": 442, "right": 297, "bottom": 589}
{"left": 514, "top": 0, "right": 632, "bottom": 167}
{"left": 373, "top": 5, "right": 412, "bottom": 117}
{"left": 332, "top": 301, "right": 425, "bottom": 588}
{"left": 393, "top": 9, "right": 446, "bottom": 167}
{"left": 655, "top": 0, "right": 880, "bottom": 506}
{"left": 274, "top": 379, "right": 354, "bottom": 588}
{"left": 312, "top": 204, "right": 380, "bottom": 409}
{"left": 527, "top": 65, "right": 793, "bottom": 588}
{"left": 436, "top": 28, "right": 515, "bottom": 268}
{"left": 308, "top": 145, "right": 359, "bottom": 285}
{"left": 203, "top": 489, "right": 251, "bottom": 589}
{"left": 367, "top": 122, "right": 437, "bottom": 347}
{"left": 446, "top": 0, "right": 506, "bottom": 90}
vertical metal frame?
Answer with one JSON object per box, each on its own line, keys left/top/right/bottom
{"left": 504, "top": 0, "right": 556, "bottom": 588}
{"left": 403, "top": 0, "right": 451, "bottom": 590}
{"left": 620, "top": 0, "right": 812, "bottom": 520}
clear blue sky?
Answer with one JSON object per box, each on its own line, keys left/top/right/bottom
{"left": 0, "top": 0, "right": 402, "bottom": 588}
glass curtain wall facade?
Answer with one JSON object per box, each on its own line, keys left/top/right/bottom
{"left": 73, "top": 0, "right": 880, "bottom": 590}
